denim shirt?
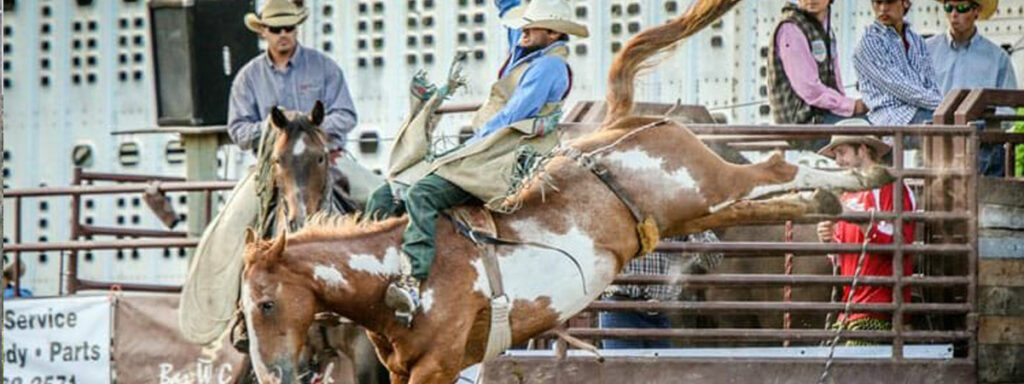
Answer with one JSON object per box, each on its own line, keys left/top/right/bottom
{"left": 926, "top": 30, "right": 1018, "bottom": 94}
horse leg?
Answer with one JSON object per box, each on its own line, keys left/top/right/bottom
{"left": 734, "top": 162, "right": 892, "bottom": 206}
{"left": 390, "top": 372, "right": 411, "bottom": 384}
{"left": 408, "top": 355, "right": 462, "bottom": 384}
{"left": 680, "top": 190, "right": 841, "bottom": 235}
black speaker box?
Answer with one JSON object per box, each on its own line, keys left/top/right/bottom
{"left": 149, "top": 0, "right": 258, "bottom": 126}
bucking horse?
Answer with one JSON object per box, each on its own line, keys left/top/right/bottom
{"left": 240, "top": 0, "right": 894, "bottom": 382}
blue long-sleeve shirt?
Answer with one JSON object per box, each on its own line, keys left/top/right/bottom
{"left": 227, "top": 44, "right": 357, "bottom": 152}
{"left": 926, "top": 30, "right": 1018, "bottom": 94}
{"left": 853, "top": 21, "right": 943, "bottom": 126}
{"left": 472, "top": 0, "right": 570, "bottom": 140}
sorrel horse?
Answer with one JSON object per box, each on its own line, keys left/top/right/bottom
{"left": 241, "top": 0, "right": 894, "bottom": 382}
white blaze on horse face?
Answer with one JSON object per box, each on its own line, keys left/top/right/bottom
{"left": 476, "top": 218, "right": 618, "bottom": 322}
{"left": 313, "top": 264, "right": 347, "bottom": 288}
{"left": 605, "top": 149, "right": 702, "bottom": 196}
{"left": 292, "top": 133, "right": 307, "bottom": 157}
{"left": 241, "top": 283, "right": 271, "bottom": 379}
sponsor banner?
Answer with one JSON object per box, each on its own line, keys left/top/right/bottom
{"left": 112, "top": 293, "right": 246, "bottom": 384}
{"left": 3, "top": 296, "right": 112, "bottom": 383}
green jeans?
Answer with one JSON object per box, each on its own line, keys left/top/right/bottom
{"left": 365, "top": 175, "right": 474, "bottom": 280}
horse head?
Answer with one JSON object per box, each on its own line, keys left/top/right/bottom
{"left": 241, "top": 218, "right": 407, "bottom": 383}
{"left": 269, "top": 101, "right": 330, "bottom": 233}
{"left": 241, "top": 228, "right": 319, "bottom": 383}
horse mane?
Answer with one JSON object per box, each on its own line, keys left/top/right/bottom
{"left": 602, "top": 0, "right": 741, "bottom": 127}
{"left": 288, "top": 212, "right": 408, "bottom": 243}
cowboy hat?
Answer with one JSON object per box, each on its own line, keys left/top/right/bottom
{"left": 817, "top": 135, "right": 892, "bottom": 158}
{"left": 935, "top": 0, "right": 997, "bottom": 19}
{"left": 501, "top": 0, "right": 590, "bottom": 38}
{"left": 244, "top": 0, "right": 309, "bottom": 34}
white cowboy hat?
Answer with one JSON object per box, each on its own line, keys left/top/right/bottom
{"left": 501, "top": 0, "right": 590, "bottom": 38}
{"left": 244, "top": 0, "right": 309, "bottom": 34}
{"left": 934, "top": 0, "right": 997, "bottom": 19}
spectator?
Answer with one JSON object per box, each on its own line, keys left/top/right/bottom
{"left": 3, "top": 257, "right": 33, "bottom": 298}
{"left": 816, "top": 135, "right": 915, "bottom": 342}
{"left": 767, "top": 0, "right": 868, "bottom": 133}
{"left": 599, "top": 231, "right": 723, "bottom": 349}
{"left": 926, "top": 0, "right": 1019, "bottom": 176}
{"left": 853, "top": 0, "right": 943, "bottom": 131}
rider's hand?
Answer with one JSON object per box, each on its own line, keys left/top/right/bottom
{"left": 854, "top": 99, "right": 869, "bottom": 115}
{"left": 817, "top": 221, "right": 834, "bottom": 243}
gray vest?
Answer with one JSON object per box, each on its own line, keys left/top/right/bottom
{"left": 767, "top": 4, "right": 839, "bottom": 124}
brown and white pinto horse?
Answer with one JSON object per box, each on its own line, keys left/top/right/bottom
{"left": 241, "top": 0, "right": 893, "bottom": 382}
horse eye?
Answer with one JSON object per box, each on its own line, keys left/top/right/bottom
{"left": 273, "top": 156, "right": 282, "bottom": 165}
{"left": 259, "top": 301, "right": 276, "bottom": 314}
{"left": 318, "top": 155, "right": 326, "bottom": 165}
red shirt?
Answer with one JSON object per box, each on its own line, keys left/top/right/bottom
{"left": 833, "top": 182, "right": 916, "bottom": 321}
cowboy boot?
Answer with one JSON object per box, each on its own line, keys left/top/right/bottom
{"left": 384, "top": 274, "right": 421, "bottom": 327}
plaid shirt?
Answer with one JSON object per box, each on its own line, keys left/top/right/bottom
{"left": 853, "top": 21, "right": 943, "bottom": 126}
{"left": 608, "top": 231, "right": 723, "bottom": 302}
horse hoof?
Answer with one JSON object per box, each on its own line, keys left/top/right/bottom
{"left": 860, "top": 166, "right": 896, "bottom": 189}
{"left": 810, "top": 189, "right": 842, "bottom": 215}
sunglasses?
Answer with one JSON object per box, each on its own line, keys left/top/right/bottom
{"left": 267, "top": 25, "right": 296, "bottom": 34}
{"left": 943, "top": 2, "right": 978, "bottom": 13}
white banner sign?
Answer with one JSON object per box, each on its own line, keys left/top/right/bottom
{"left": 3, "top": 296, "right": 112, "bottom": 384}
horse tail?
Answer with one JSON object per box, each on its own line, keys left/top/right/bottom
{"left": 603, "top": 0, "right": 742, "bottom": 127}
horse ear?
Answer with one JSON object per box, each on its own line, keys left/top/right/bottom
{"left": 244, "top": 227, "right": 257, "bottom": 246}
{"left": 310, "top": 100, "right": 325, "bottom": 126}
{"left": 269, "top": 231, "right": 288, "bottom": 262}
{"left": 271, "top": 106, "right": 289, "bottom": 130}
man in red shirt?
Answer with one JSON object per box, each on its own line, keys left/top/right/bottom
{"left": 816, "top": 135, "right": 915, "bottom": 335}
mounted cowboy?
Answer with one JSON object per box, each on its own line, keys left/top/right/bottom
{"left": 179, "top": 0, "right": 382, "bottom": 347}
{"left": 364, "top": 0, "right": 589, "bottom": 325}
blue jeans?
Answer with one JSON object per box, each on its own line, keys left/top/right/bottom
{"left": 903, "top": 108, "right": 934, "bottom": 150}
{"left": 978, "top": 143, "right": 1007, "bottom": 177}
{"left": 598, "top": 296, "right": 671, "bottom": 349}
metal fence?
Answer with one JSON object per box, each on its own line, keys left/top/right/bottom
{"left": 2, "top": 90, "right": 1023, "bottom": 379}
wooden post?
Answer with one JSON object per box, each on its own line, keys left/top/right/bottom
{"left": 180, "top": 130, "right": 225, "bottom": 259}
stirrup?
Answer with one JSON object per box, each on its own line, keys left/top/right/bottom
{"left": 385, "top": 276, "right": 421, "bottom": 327}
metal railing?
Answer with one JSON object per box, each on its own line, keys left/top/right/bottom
{"left": 4, "top": 169, "right": 235, "bottom": 295}
{"left": 511, "top": 123, "right": 979, "bottom": 364}
{"left": 6, "top": 91, "right": 1022, "bottom": 371}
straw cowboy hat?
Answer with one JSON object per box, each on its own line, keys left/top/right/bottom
{"left": 501, "top": 0, "right": 590, "bottom": 38}
{"left": 245, "top": 0, "right": 309, "bottom": 33}
{"left": 818, "top": 135, "right": 892, "bottom": 158}
{"left": 935, "top": 0, "right": 998, "bottom": 19}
